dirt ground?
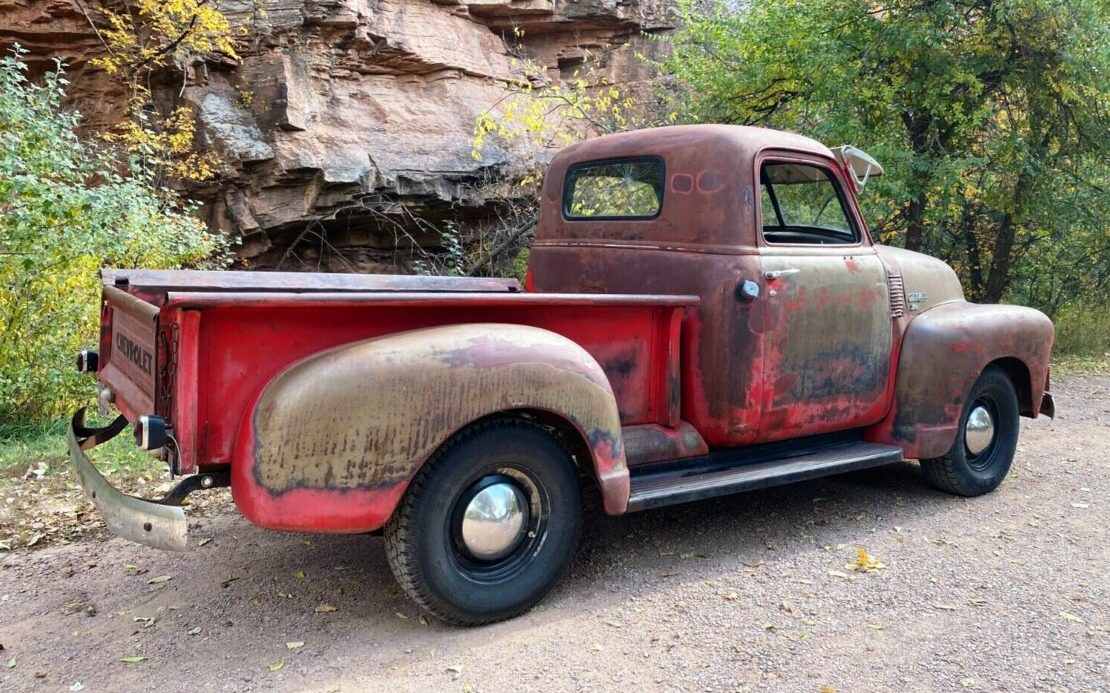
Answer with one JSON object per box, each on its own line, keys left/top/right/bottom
{"left": 0, "top": 374, "right": 1106, "bottom": 693}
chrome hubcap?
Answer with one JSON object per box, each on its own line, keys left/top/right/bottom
{"left": 460, "top": 480, "right": 529, "bottom": 561}
{"left": 965, "top": 404, "right": 995, "bottom": 456}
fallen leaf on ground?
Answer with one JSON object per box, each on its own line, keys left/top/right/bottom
{"left": 314, "top": 603, "right": 337, "bottom": 613}
{"left": 187, "top": 627, "right": 201, "bottom": 636}
{"left": 723, "top": 591, "right": 739, "bottom": 601}
{"left": 1060, "top": 611, "right": 1085, "bottom": 624}
{"left": 446, "top": 665, "right": 463, "bottom": 674}
{"left": 932, "top": 603, "right": 958, "bottom": 611}
{"left": 851, "top": 547, "right": 885, "bottom": 573}
{"left": 120, "top": 656, "right": 145, "bottom": 664}
{"left": 286, "top": 641, "right": 304, "bottom": 649}
{"left": 268, "top": 660, "right": 283, "bottom": 672}
{"left": 146, "top": 575, "right": 172, "bottom": 585}
{"left": 1070, "top": 502, "right": 1089, "bottom": 509}
{"left": 198, "top": 538, "right": 212, "bottom": 547}
{"left": 293, "top": 570, "right": 306, "bottom": 580}
{"left": 6, "top": 656, "right": 15, "bottom": 668}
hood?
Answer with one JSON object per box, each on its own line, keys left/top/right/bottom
{"left": 876, "top": 245, "right": 964, "bottom": 313}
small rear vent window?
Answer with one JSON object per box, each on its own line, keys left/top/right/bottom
{"left": 563, "top": 157, "right": 664, "bottom": 220}
{"left": 887, "top": 272, "right": 907, "bottom": 318}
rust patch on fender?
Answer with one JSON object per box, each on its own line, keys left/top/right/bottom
{"left": 250, "top": 324, "right": 628, "bottom": 509}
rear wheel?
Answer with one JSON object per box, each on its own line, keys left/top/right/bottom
{"left": 383, "top": 417, "right": 581, "bottom": 625}
{"left": 920, "top": 366, "right": 1020, "bottom": 496}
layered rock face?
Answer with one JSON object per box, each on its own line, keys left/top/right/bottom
{"left": 0, "top": 0, "right": 672, "bottom": 270}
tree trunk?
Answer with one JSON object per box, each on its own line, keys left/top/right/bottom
{"left": 959, "top": 203, "right": 986, "bottom": 302}
{"left": 900, "top": 111, "right": 934, "bottom": 253}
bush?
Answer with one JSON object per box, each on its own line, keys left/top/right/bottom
{"left": 0, "top": 48, "right": 229, "bottom": 424}
{"left": 1053, "top": 302, "right": 1110, "bottom": 358}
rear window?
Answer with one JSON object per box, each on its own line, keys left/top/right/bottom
{"left": 563, "top": 158, "right": 664, "bottom": 220}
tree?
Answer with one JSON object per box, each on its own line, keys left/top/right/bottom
{"left": 664, "top": 0, "right": 1110, "bottom": 306}
{"left": 0, "top": 48, "right": 229, "bottom": 423}
{"left": 91, "top": 0, "right": 240, "bottom": 182}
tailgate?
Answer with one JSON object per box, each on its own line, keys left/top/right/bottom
{"left": 99, "top": 285, "right": 160, "bottom": 419}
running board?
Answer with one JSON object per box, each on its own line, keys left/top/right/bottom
{"left": 627, "top": 440, "right": 904, "bottom": 512}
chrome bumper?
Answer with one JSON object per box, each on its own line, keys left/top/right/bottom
{"left": 67, "top": 409, "right": 188, "bottom": 551}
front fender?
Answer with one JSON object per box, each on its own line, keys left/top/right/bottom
{"left": 231, "top": 323, "right": 628, "bottom": 533}
{"left": 869, "top": 301, "right": 1053, "bottom": 459}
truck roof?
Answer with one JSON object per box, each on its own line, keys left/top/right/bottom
{"left": 537, "top": 125, "right": 839, "bottom": 250}
{"left": 553, "top": 125, "right": 834, "bottom": 164}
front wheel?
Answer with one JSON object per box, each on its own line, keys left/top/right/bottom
{"left": 383, "top": 417, "right": 581, "bottom": 625}
{"left": 920, "top": 365, "right": 1020, "bottom": 496}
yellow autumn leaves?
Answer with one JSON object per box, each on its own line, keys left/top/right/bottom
{"left": 91, "top": 0, "right": 239, "bottom": 182}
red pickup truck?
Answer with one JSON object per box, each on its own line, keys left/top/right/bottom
{"left": 69, "top": 125, "right": 1054, "bottom": 625}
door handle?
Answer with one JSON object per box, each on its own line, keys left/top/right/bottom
{"left": 764, "top": 268, "right": 800, "bottom": 280}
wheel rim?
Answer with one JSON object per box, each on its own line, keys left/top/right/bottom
{"left": 965, "top": 399, "right": 998, "bottom": 469}
{"left": 448, "top": 469, "right": 548, "bottom": 583}
{"left": 459, "top": 480, "right": 529, "bottom": 561}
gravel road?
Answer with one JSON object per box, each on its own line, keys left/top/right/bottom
{"left": 1, "top": 374, "right": 1106, "bottom": 693}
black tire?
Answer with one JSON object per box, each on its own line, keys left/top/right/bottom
{"left": 920, "top": 365, "right": 1020, "bottom": 496}
{"left": 383, "top": 417, "right": 581, "bottom": 626}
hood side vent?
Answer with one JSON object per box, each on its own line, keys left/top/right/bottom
{"left": 887, "top": 272, "right": 906, "bottom": 318}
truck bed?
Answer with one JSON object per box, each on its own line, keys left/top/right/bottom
{"left": 96, "top": 270, "right": 699, "bottom": 475}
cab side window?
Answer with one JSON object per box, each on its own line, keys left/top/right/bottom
{"left": 760, "top": 162, "right": 858, "bottom": 244}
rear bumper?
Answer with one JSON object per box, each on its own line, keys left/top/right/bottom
{"left": 67, "top": 409, "right": 188, "bottom": 551}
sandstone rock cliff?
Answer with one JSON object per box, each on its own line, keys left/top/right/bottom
{"left": 0, "top": 0, "right": 672, "bottom": 270}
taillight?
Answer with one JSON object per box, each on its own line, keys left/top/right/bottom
{"left": 135, "top": 415, "right": 168, "bottom": 450}
{"left": 76, "top": 349, "right": 99, "bottom": 373}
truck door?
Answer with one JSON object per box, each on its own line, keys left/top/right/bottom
{"left": 754, "top": 155, "right": 892, "bottom": 442}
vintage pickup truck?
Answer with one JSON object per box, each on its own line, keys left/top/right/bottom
{"left": 69, "top": 125, "right": 1054, "bottom": 625}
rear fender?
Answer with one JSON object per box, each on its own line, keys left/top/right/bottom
{"left": 231, "top": 323, "right": 628, "bottom": 533}
{"left": 866, "top": 301, "right": 1054, "bottom": 459}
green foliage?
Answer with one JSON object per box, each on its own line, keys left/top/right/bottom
{"left": 0, "top": 416, "right": 160, "bottom": 479}
{"left": 664, "top": 0, "right": 1110, "bottom": 311}
{"left": 1053, "top": 301, "right": 1110, "bottom": 357}
{"left": 0, "top": 48, "right": 230, "bottom": 424}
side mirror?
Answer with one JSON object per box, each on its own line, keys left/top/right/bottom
{"left": 831, "top": 145, "right": 884, "bottom": 190}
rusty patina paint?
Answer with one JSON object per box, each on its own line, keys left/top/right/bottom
{"left": 622, "top": 422, "right": 709, "bottom": 466}
{"left": 865, "top": 301, "right": 1054, "bottom": 459}
{"left": 233, "top": 323, "right": 628, "bottom": 532}
{"left": 532, "top": 125, "right": 895, "bottom": 446}
{"left": 102, "top": 268, "right": 521, "bottom": 306}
